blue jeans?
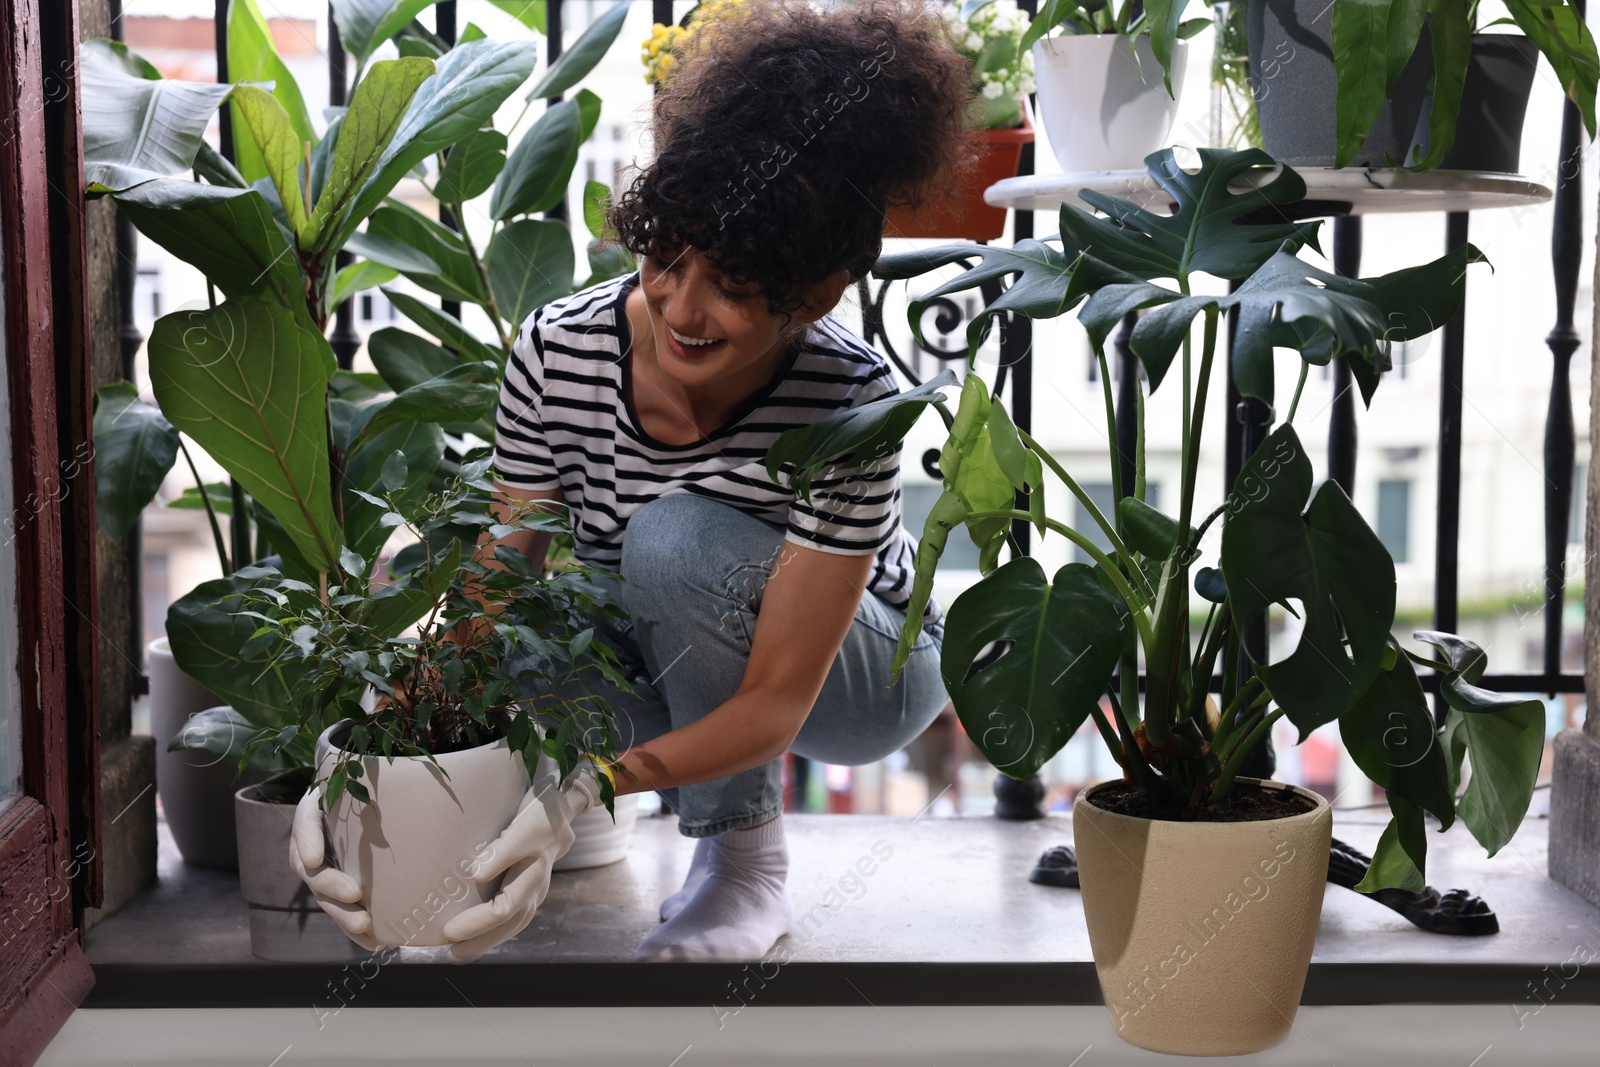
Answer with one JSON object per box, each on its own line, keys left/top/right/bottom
{"left": 511, "top": 493, "right": 949, "bottom": 838}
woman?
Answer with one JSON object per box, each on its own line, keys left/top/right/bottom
{"left": 294, "top": 0, "right": 978, "bottom": 965}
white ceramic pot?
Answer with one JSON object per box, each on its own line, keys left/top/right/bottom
{"left": 235, "top": 779, "right": 369, "bottom": 961}
{"left": 148, "top": 639, "right": 265, "bottom": 869}
{"left": 314, "top": 721, "right": 531, "bottom": 948}
{"left": 544, "top": 749, "right": 639, "bottom": 871}
{"left": 1032, "top": 34, "right": 1188, "bottom": 173}
{"left": 1073, "top": 777, "right": 1332, "bottom": 1056}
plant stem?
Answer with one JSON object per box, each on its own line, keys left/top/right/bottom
{"left": 1286, "top": 361, "right": 1309, "bottom": 425}
{"left": 452, "top": 196, "right": 515, "bottom": 355}
{"left": 1211, "top": 678, "right": 1268, "bottom": 759}
{"left": 1095, "top": 345, "right": 1121, "bottom": 506}
{"left": 1090, "top": 698, "right": 1125, "bottom": 766}
{"left": 178, "top": 439, "right": 230, "bottom": 574}
{"left": 1135, "top": 377, "right": 1147, "bottom": 502}
{"left": 1211, "top": 706, "right": 1285, "bottom": 803}
{"left": 965, "top": 509, "right": 1155, "bottom": 646}
{"left": 1190, "top": 501, "right": 1228, "bottom": 551}
{"left": 1178, "top": 307, "right": 1219, "bottom": 537}
{"left": 1018, "top": 427, "right": 1134, "bottom": 566}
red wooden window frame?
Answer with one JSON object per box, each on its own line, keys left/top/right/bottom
{"left": 0, "top": 0, "right": 103, "bottom": 1062}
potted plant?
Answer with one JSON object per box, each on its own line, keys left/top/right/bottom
{"left": 83, "top": 1, "right": 635, "bottom": 889}
{"left": 1022, "top": 0, "right": 1210, "bottom": 171}
{"left": 233, "top": 451, "right": 634, "bottom": 949}
{"left": 1250, "top": 0, "right": 1597, "bottom": 169}
{"left": 882, "top": 2, "right": 1037, "bottom": 241}
{"left": 765, "top": 147, "right": 1544, "bottom": 1055}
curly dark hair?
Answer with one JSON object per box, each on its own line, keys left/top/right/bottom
{"left": 607, "top": 0, "right": 980, "bottom": 321}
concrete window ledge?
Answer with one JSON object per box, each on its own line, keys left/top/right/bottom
{"left": 80, "top": 808, "right": 1600, "bottom": 1013}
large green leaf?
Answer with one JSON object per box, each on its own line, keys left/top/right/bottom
{"left": 366, "top": 327, "right": 455, "bottom": 391}
{"left": 1331, "top": 0, "right": 1429, "bottom": 168}
{"left": 765, "top": 370, "right": 958, "bottom": 502}
{"left": 486, "top": 218, "right": 575, "bottom": 328}
{"left": 364, "top": 200, "right": 486, "bottom": 303}
{"left": 306, "top": 56, "right": 435, "bottom": 248}
{"left": 383, "top": 287, "right": 506, "bottom": 365}
{"left": 351, "top": 361, "right": 500, "bottom": 447}
{"left": 1144, "top": 0, "right": 1187, "bottom": 95}
{"left": 941, "top": 558, "right": 1128, "bottom": 779}
{"left": 327, "top": 39, "right": 541, "bottom": 254}
{"left": 1220, "top": 425, "right": 1395, "bottom": 737}
{"left": 1414, "top": 630, "right": 1545, "bottom": 856}
{"left": 332, "top": 0, "right": 443, "bottom": 66}
{"left": 1505, "top": 0, "right": 1599, "bottom": 138}
{"left": 227, "top": 0, "right": 317, "bottom": 186}
{"left": 435, "top": 128, "right": 509, "bottom": 203}
{"left": 1404, "top": 0, "right": 1473, "bottom": 170}
{"left": 490, "top": 0, "right": 547, "bottom": 33}
{"left": 1063, "top": 148, "right": 1322, "bottom": 283}
{"left": 231, "top": 86, "right": 310, "bottom": 239}
{"left": 147, "top": 299, "right": 342, "bottom": 574}
{"left": 490, "top": 95, "right": 583, "bottom": 220}
{"left": 1355, "top": 793, "right": 1428, "bottom": 893}
{"left": 1339, "top": 641, "right": 1454, "bottom": 825}
{"left": 524, "top": 0, "right": 630, "bottom": 100}
{"left": 166, "top": 563, "right": 309, "bottom": 728}
{"left": 92, "top": 382, "right": 180, "bottom": 540}
{"left": 111, "top": 182, "right": 310, "bottom": 325}
{"left": 80, "top": 39, "right": 237, "bottom": 192}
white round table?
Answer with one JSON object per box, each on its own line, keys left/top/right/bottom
{"left": 983, "top": 166, "right": 1552, "bottom": 218}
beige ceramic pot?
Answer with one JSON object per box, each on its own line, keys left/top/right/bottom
{"left": 1073, "top": 777, "right": 1332, "bottom": 1056}
{"left": 315, "top": 721, "right": 531, "bottom": 948}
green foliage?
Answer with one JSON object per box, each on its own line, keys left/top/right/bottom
{"left": 226, "top": 0, "right": 317, "bottom": 186}
{"left": 764, "top": 148, "right": 1530, "bottom": 890}
{"left": 92, "top": 382, "right": 179, "bottom": 541}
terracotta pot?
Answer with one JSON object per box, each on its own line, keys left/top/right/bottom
{"left": 235, "top": 778, "right": 369, "bottom": 962}
{"left": 1032, "top": 35, "right": 1188, "bottom": 173}
{"left": 314, "top": 720, "right": 531, "bottom": 948}
{"left": 1073, "top": 777, "right": 1332, "bottom": 1056}
{"left": 883, "top": 109, "right": 1033, "bottom": 242}
{"left": 149, "top": 637, "right": 268, "bottom": 869}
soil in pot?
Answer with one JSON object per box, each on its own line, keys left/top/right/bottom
{"left": 1089, "top": 778, "right": 1318, "bottom": 821}
{"left": 1073, "top": 777, "right": 1332, "bottom": 1056}
{"left": 315, "top": 719, "right": 532, "bottom": 948}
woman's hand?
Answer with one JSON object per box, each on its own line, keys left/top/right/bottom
{"left": 439, "top": 759, "right": 608, "bottom": 963}
{"left": 288, "top": 787, "right": 383, "bottom": 952}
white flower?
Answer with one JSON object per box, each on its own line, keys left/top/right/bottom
{"left": 982, "top": 80, "right": 1004, "bottom": 99}
{"left": 1019, "top": 76, "right": 1036, "bottom": 95}
{"left": 965, "top": 32, "right": 984, "bottom": 50}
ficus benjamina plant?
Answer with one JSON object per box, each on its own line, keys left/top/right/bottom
{"left": 767, "top": 147, "right": 1545, "bottom": 893}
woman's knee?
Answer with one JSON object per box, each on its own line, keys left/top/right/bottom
{"left": 620, "top": 493, "right": 783, "bottom": 609}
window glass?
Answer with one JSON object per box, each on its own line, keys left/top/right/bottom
{"left": 1376, "top": 478, "right": 1411, "bottom": 564}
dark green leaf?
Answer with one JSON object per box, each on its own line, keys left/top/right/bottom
{"left": 92, "top": 381, "right": 179, "bottom": 539}
{"left": 384, "top": 287, "right": 505, "bottom": 365}
{"left": 332, "top": 0, "right": 443, "bottom": 65}
{"left": 942, "top": 559, "right": 1128, "bottom": 779}
{"left": 486, "top": 219, "right": 575, "bottom": 327}
{"left": 1339, "top": 643, "right": 1454, "bottom": 825}
{"left": 367, "top": 327, "right": 455, "bottom": 391}
{"left": 353, "top": 361, "right": 500, "bottom": 445}
{"left": 435, "top": 127, "right": 509, "bottom": 203}
{"left": 525, "top": 0, "right": 629, "bottom": 100}
{"left": 364, "top": 200, "right": 485, "bottom": 303}
{"left": 490, "top": 97, "right": 582, "bottom": 220}
{"left": 167, "top": 568, "right": 311, "bottom": 729}
{"left": 1355, "top": 793, "right": 1428, "bottom": 892}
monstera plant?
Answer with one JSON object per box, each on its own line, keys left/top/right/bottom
{"left": 83, "top": 0, "right": 633, "bottom": 772}
{"left": 768, "top": 147, "right": 1543, "bottom": 893}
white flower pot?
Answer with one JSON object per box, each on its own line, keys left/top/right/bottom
{"left": 314, "top": 721, "right": 531, "bottom": 948}
{"left": 1073, "top": 777, "right": 1332, "bottom": 1055}
{"left": 148, "top": 638, "right": 266, "bottom": 869}
{"left": 1032, "top": 34, "right": 1188, "bottom": 173}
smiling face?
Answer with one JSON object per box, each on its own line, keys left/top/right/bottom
{"left": 636, "top": 246, "right": 847, "bottom": 392}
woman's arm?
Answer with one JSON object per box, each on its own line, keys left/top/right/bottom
{"left": 606, "top": 540, "right": 876, "bottom": 795}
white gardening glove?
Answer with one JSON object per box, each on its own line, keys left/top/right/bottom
{"left": 289, "top": 787, "right": 383, "bottom": 952}
{"left": 440, "top": 757, "right": 610, "bottom": 963}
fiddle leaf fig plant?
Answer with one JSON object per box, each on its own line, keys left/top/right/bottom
{"left": 767, "top": 147, "right": 1543, "bottom": 891}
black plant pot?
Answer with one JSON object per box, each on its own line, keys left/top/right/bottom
{"left": 1247, "top": 0, "right": 1434, "bottom": 167}
{"left": 1409, "top": 34, "right": 1540, "bottom": 173}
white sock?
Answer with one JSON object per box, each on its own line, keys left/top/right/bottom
{"left": 633, "top": 815, "right": 793, "bottom": 963}
{"left": 659, "top": 836, "right": 714, "bottom": 922}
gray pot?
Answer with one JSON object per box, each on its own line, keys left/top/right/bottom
{"left": 149, "top": 639, "right": 266, "bottom": 869}
{"left": 235, "top": 778, "right": 371, "bottom": 962}
{"left": 1410, "top": 34, "right": 1540, "bottom": 173}
{"left": 1247, "top": 0, "right": 1434, "bottom": 167}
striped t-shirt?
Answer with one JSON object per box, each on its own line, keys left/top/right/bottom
{"left": 492, "top": 271, "right": 942, "bottom": 627}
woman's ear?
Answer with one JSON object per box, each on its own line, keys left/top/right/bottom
{"left": 795, "top": 268, "right": 853, "bottom": 324}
